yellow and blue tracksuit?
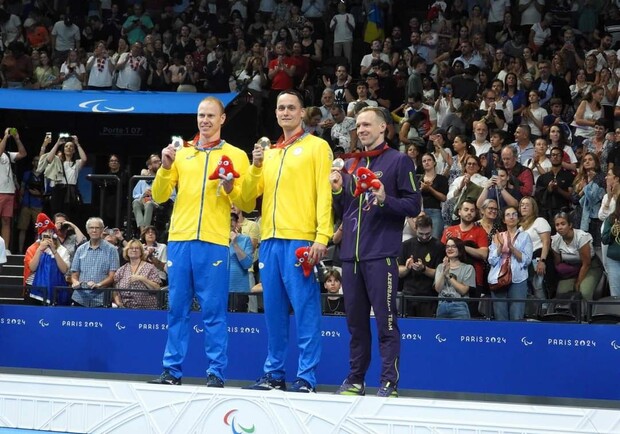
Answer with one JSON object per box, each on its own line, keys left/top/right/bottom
{"left": 241, "top": 133, "right": 333, "bottom": 387}
{"left": 152, "top": 140, "right": 254, "bottom": 381}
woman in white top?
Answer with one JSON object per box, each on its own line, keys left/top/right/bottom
{"left": 45, "top": 135, "right": 87, "bottom": 216}
{"left": 551, "top": 212, "right": 603, "bottom": 300}
{"left": 446, "top": 154, "right": 488, "bottom": 202}
{"left": 528, "top": 137, "right": 551, "bottom": 183}
{"left": 571, "top": 85, "right": 604, "bottom": 146}
{"left": 429, "top": 130, "right": 452, "bottom": 177}
{"left": 60, "top": 49, "right": 86, "bottom": 90}
{"left": 86, "top": 41, "right": 115, "bottom": 89}
{"left": 519, "top": 196, "right": 551, "bottom": 299}
{"left": 522, "top": 90, "right": 547, "bottom": 139}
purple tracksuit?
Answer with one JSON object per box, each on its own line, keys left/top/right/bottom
{"left": 333, "top": 144, "right": 420, "bottom": 386}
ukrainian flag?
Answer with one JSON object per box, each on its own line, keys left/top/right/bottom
{"left": 364, "top": 2, "right": 384, "bottom": 44}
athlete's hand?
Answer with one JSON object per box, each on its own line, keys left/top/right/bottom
{"left": 161, "top": 144, "right": 176, "bottom": 170}
{"left": 309, "top": 242, "right": 327, "bottom": 265}
{"left": 329, "top": 170, "right": 343, "bottom": 191}
{"left": 252, "top": 143, "right": 264, "bottom": 168}
{"left": 370, "top": 181, "right": 385, "bottom": 205}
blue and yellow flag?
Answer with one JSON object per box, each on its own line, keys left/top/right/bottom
{"left": 364, "top": 2, "right": 384, "bottom": 44}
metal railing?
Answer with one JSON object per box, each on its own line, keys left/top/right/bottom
{"left": 4, "top": 285, "right": 619, "bottom": 323}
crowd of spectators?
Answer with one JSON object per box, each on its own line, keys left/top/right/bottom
{"left": 3, "top": 1, "right": 620, "bottom": 320}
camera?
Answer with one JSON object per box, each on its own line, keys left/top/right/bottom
{"left": 41, "top": 234, "right": 51, "bottom": 240}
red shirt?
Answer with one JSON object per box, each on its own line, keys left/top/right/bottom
{"left": 268, "top": 56, "right": 295, "bottom": 90}
{"left": 442, "top": 224, "right": 489, "bottom": 287}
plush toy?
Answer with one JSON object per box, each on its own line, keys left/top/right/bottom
{"left": 353, "top": 167, "right": 381, "bottom": 197}
{"left": 35, "top": 213, "right": 57, "bottom": 236}
{"left": 295, "top": 246, "right": 313, "bottom": 278}
{"left": 208, "top": 155, "right": 240, "bottom": 181}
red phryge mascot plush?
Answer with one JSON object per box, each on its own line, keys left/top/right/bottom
{"left": 353, "top": 167, "right": 381, "bottom": 197}
{"left": 208, "top": 155, "right": 240, "bottom": 181}
{"left": 295, "top": 246, "right": 313, "bottom": 278}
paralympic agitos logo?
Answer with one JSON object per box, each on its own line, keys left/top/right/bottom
{"left": 224, "top": 409, "right": 255, "bottom": 434}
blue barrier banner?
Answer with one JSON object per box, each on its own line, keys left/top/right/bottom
{"left": 1, "top": 305, "right": 619, "bottom": 400}
{"left": 0, "top": 89, "right": 238, "bottom": 114}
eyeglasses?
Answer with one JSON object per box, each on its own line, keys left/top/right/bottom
{"left": 486, "top": 207, "right": 498, "bottom": 212}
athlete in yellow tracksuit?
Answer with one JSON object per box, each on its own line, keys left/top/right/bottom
{"left": 149, "top": 97, "right": 255, "bottom": 387}
{"left": 242, "top": 90, "right": 333, "bottom": 393}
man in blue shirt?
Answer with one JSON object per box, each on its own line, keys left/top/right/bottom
{"left": 228, "top": 212, "right": 254, "bottom": 312}
{"left": 70, "top": 217, "right": 119, "bottom": 307}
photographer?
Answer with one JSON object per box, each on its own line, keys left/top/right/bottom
{"left": 140, "top": 225, "right": 167, "bottom": 283}
{"left": 24, "top": 213, "right": 71, "bottom": 305}
{"left": 59, "top": 49, "right": 85, "bottom": 90}
{"left": 476, "top": 166, "right": 520, "bottom": 211}
{"left": 53, "top": 212, "right": 85, "bottom": 264}
{"left": 44, "top": 134, "right": 87, "bottom": 217}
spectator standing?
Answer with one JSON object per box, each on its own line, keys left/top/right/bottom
{"left": 51, "top": 15, "right": 80, "bottom": 67}
{"left": 330, "top": 106, "right": 420, "bottom": 398}
{"left": 329, "top": 1, "right": 355, "bottom": 68}
{"left": 205, "top": 45, "right": 233, "bottom": 92}
{"left": 115, "top": 42, "right": 147, "bottom": 91}
{"left": 33, "top": 51, "right": 60, "bottom": 89}
{"left": 535, "top": 146, "right": 576, "bottom": 222}
{"left": 442, "top": 200, "right": 489, "bottom": 299}
{"left": 122, "top": 4, "right": 154, "bottom": 45}
{"left": 26, "top": 213, "right": 71, "bottom": 305}
{"left": 488, "top": 206, "right": 533, "bottom": 320}
{"left": 228, "top": 212, "right": 254, "bottom": 312}
{"left": 242, "top": 91, "right": 333, "bottom": 393}
{"left": 420, "top": 153, "right": 449, "bottom": 239}
{"left": 519, "top": 196, "right": 551, "bottom": 300}
{"left": 0, "top": 127, "right": 27, "bottom": 253}
{"left": 53, "top": 213, "right": 86, "bottom": 265}
{"left": 45, "top": 135, "right": 87, "bottom": 217}
{"left": 70, "top": 217, "right": 120, "bottom": 307}
{"left": 59, "top": 50, "right": 86, "bottom": 90}
{"left": 602, "top": 194, "right": 620, "bottom": 296}
{"left": 399, "top": 215, "right": 445, "bottom": 317}
{"left": 149, "top": 97, "right": 254, "bottom": 388}
{"left": 86, "top": 41, "right": 115, "bottom": 89}
{"left": 518, "top": 0, "right": 544, "bottom": 36}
